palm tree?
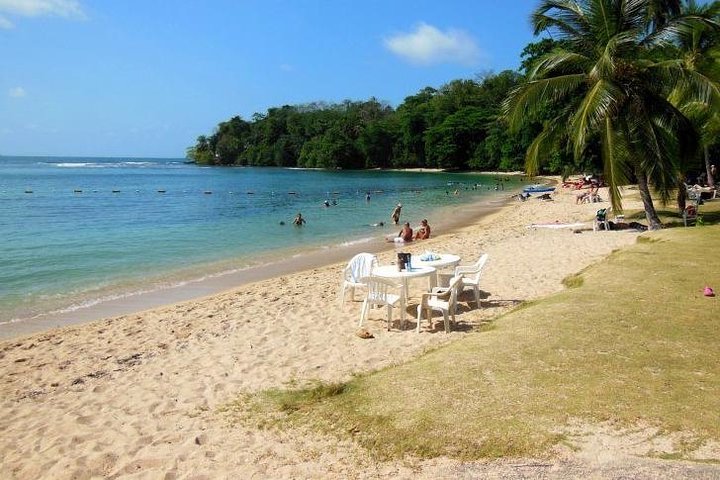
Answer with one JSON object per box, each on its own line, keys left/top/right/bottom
{"left": 504, "top": 0, "right": 719, "bottom": 229}
{"left": 670, "top": 1, "right": 720, "bottom": 191}
{"left": 648, "top": 0, "right": 682, "bottom": 27}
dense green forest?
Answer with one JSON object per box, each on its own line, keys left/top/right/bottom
{"left": 186, "top": 40, "right": 580, "bottom": 174}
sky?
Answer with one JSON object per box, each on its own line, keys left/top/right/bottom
{"left": 0, "top": 0, "right": 541, "bottom": 158}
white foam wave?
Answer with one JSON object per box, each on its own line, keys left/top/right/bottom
{"left": 53, "top": 161, "right": 155, "bottom": 169}
{"left": 54, "top": 162, "right": 93, "bottom": 168}
{"left": 338, "top": 237, "right": 375, "bottom": 247}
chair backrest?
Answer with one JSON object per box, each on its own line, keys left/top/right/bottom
{"left": 363, "top": 275, "right": 403, "bottom": 304}
{"left": 446, "top": 275, "right": 463, "bottom": 301}
{"left": 473, "top": 253, "right": 489, "bottom": 271}
{"left": 345, "top": 253, "right": 378, "bottom": 282}
{"left": 456, "top": 253, "right": 489, "bottom": 282}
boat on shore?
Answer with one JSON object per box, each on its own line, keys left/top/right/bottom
{"left": 523, "top": 184, "right": 556, "bottom": 193}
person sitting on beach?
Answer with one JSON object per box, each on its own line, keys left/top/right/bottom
{"left": 397, "top": 222, "right": 413, "bottom": 242}
{"left": 575, "top": 189, "right": 590, "bottom": 204}
{"left": 293, "top": 212, "right": 306, "bottom": 226}
{"left": 414, "top": 219, "right": 431, "bottom": 240}
{"left": 575, "top": 185, "right": 599, "bottom": 204}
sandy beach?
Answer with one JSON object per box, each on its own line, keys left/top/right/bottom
{"left": 2, "top": 184, "right": 715, "bottom": 479}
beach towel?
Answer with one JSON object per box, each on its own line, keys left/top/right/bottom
{"left": 527, "top": 223, "right": 587, "bottom": 229}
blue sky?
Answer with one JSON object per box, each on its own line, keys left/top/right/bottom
{"left": 0, "top": 0, "right": 540, "bottom": 157}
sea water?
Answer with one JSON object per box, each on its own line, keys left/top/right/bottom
{"left": 0, "top": 156, "right": 522, "bottom": 326}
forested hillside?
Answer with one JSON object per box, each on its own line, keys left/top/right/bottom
{"left": 186, "top": 41, "right": 580, "bottom": 174}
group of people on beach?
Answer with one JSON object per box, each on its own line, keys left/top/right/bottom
{"left": 286, "top": 201, "right": 432, "bottom": 244}
{"left": 388, "top": 203, "right": 431, "bottom": 242}
{"left": 391, "top": 219, "right": 431, "bottom": 243}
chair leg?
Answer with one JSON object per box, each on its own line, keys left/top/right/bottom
{"left": 339, "top": 285, "right": 347, "bottom": 306}
{"left": 416, "top": 306, "right": 424, "bottom": 333}
{"left": 442, "top": 310, "right": 450, "bottom": 333}
{"left": 387, "top": 305, "right": 393, "bottom": 331}
{"left": 473, "top": 286, "right": 480, "bottom": 307}
{"left": 359, "top": 300, "right": 369, "bottom": 327}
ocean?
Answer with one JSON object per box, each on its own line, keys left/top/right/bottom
{"left": 0, "top": 156, "right": 523, "bottom": 331}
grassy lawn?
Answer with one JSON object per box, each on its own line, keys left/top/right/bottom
{"left": 225, "top": 200, "right": 720, "bottom": 461}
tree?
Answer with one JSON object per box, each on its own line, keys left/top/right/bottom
{"left": 505, "top": 0, "right": 719, "bottom": 229}
{"left": 186, "top": 135, "right": 214, "bottom": 164}
{"left": 670, "top": 1, "right": 720, "bottom": 192}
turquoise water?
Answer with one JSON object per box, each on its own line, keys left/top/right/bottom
{"left": 0, "top": 156, "right": 521, "bottom": 324}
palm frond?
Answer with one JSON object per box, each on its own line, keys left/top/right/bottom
{"left": 525, "top": 118, "right": 568, "bottom": 175}
{"left": 502, "top": 74, "right": 586, "bottom": 132}
{"left": 644, "top": 14, "right": 720, "bottom": 48}
{"left": 570, "top": 79, "right": 623, "bottom": 159}
{"left": 647, "top": 59, "right": 720, "bottom": 110}
{"left": 532, "top": 0, "right": 588, "bottom": 39}
{"left": 528, "top": 50, "right": 591, "bottom": 80}
{"left": 600, "top": 116, "right": 631, "bottom": 211}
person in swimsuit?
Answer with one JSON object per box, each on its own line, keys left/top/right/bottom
{"left": 414, "top": 219, "right": 431, "bottom": 240}
{"left": 397, "top": 222, "right": 413, "bottom": 242}
{"left": 390, "top": 203, "right": 402, "bottom": 225}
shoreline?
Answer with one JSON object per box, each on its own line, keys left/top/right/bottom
{"left": 0, "top": 190, "right": 513, "bottom": 341}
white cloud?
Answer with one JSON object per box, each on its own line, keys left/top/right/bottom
{"left": 384, "top": 22, "right": 481, "bottom": 66}
{"left": 8, "top": 86, "right": 26, "bottom": 97}
{"left": 0, "top": 14, "right": 13, "bottom": 27}
{"left": 0, "top": 0, "right": 85, "bottom": 19}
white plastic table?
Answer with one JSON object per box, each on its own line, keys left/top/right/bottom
{"left": 414, "top": 254, "right": 461, "bottom": 288}
{"left": 372, "top": 265, "right": 436, "bottom": 298}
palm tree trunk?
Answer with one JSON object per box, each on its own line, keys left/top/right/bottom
{"left": 677, "top": 177, "right": 687, "bottom": 212}
{"left": 636, "top": 167, "right": 663, "bottom": 230}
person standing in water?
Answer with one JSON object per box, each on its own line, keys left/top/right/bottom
{"left": 390, "top": 203, "right": 402, "bottom": 225}
{"left": 293, "top": 212, "right": 306, "bottom": 226}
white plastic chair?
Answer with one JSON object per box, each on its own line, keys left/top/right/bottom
{"left": 593, "top": 206, "right": 612, "bottom": 232}
{"left": 453, "top": 253, "right": 489, "bottom": 307}
{"left": 358, "top": 276, "right": 406, "bottom": 331}
{"left": 416, "top": 275, "right": 462, "bottom": 333}
{"left": 339, "top": 253, "right": 378, "bottom": 305}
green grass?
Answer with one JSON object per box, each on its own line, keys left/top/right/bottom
{"left": 224, "top": 201, "right": 720, "bottom": 461}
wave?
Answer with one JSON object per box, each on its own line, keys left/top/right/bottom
{"left": 337, "top": 236, "right": 375, "bottom": 247}
{"left": 52, "top": 161, "right": 158, "bottom": 168}
{"left": 0, "top": 262, "right": 266, "bottom": 327}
